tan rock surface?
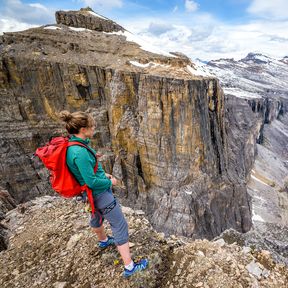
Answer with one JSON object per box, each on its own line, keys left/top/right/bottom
{"left": 0, "top": 196, "right": 286, "bottom": 288}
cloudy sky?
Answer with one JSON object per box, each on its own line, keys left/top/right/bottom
{"left": 0, "top": 0, "right": 287, "bottom": 61}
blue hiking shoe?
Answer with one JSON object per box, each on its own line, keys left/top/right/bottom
{"left": 98, "top": 236, "right": 115, "bottom": 249}
{"left": 123, "top": 259, "right": 149, "bottom": 278}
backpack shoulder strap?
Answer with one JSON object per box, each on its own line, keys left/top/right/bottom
{"left": 68, "top": 141, "right": 96, "bottom": 157}
{"left": 67, "top": 141, "right": 98, "bottom": 173}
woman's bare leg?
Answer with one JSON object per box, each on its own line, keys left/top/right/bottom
{"left": 92, "top": 225, "right": 107, "bottom": 241}
{"left": 117, "top": 242, "right": 132, "bottom": 266}
{"left": 93, "top": 226, "right": 132, "bottom": 266}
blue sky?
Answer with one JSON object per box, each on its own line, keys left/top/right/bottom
{"left": 8, "top": 0, "right": 252, "bottom": 23}
{"left": 0, "top": 0, "right": 287, "bottom": 60}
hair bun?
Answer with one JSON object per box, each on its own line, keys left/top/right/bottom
{"left": 59, "top": 110, "right": 72, "bottom": 122}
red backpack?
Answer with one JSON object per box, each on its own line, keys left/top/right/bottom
{"left": 35, "top": 136, "right": 98, "bottom": 216}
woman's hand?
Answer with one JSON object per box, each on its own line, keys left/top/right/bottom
{"left": 111, "top": 177, "right": 117, "bottom": 186}
{"left": 106, "top": 173, "right": 117, "bottom": 185}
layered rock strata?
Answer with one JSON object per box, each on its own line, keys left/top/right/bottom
{"left": 56, "top": 8, "right": 125, "bottom": 33}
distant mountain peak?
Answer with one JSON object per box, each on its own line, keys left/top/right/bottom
{"left": 241, "top": 52, "right": 271, "bottom": 64}
{"left": 281, "top": 56, "right": 288, "bottom": 65}
{"left": 246, "top": 52, "right": 264, "bottom": 57}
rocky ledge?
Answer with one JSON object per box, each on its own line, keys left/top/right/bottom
{"left": 0, "top": 196, "right": 287, "bottom": 288}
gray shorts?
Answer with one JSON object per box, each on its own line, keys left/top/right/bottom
{"left": 90, "top": 188, "right": 129, "bottom": 246}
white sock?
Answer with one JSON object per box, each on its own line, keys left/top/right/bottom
{"left": 100, "top": 237, "right": 108, "bottom": 242}
{"left": 125, "top": 261, "right": 134, "bottom": 271}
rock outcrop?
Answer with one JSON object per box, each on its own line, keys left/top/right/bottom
{"left": 0, "top": 196, "right": 287, "bottom": 288}
{"left": 56, "top": 8, "right": 125, "bottom": 33}
{"left": 0, "top": 9, "right": 253, "bottom": 240}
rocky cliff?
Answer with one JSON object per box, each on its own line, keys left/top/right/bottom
{"left": 206, "top": 53, "right": 288, "bottom": 265}
{"left": 0, "top": 196, "right": 287, "bottom": 288}
{"left": 206, "top": 53, "right": 288, "bottom": 226}
{"left": 0, "top": 9, "right": 253, "bottom": 242}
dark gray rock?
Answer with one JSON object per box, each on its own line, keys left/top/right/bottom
{"left": 217, "top": 223, "right": 288, "bottom": 265}
{"left": 55, "top": 8, "right": 125, "bottom": 33}
{"left": 0, "top": 188, "right": 16, "bottom": 251}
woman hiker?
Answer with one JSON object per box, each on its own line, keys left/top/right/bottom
{"left": 59, "top": 110, "right": 148, "bottom": 277}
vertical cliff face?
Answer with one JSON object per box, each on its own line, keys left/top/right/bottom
{"left": 108, "top": 73, "right": 251, "bottom": 238}
{"left": 0, "top": 55, "right": 67, "bottom": 203}
{"left": 110, "top": 74, "right": 224, "bottom": 190}
{"left": 0, "top": 10, "right": 252, "bottom": 239}
{"left": 207, "top": 54, "right": 288, "bottom": 252}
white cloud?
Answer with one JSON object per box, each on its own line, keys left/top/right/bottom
{"left": 119, "top": 14, "right": 288, "bottom": 61}
{"left": 247, "top": 0, "right": 288, "bottom": 20}
{"left": 185, "top": 0, "right": 199, "bottom": 12}
{"left": 0, "top": 18, "right": 36, "bottom": 35}
{"left": 81, "top": 0, "right": 123, "bottom": 9}
{"left": 172, "top": 6, "right": 178, "bottom": 13}
{"left": 2, "top": 0, "right": 54, "bottom": 25}
{"left": 148, "top": 22, "right": 174, "bottom": 36}
{"left": 28, "top": 3, "right": 50, "bottom": 12}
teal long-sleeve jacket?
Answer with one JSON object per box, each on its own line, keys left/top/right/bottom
{"left": 66, "top": 135, "right": 112, "bottom": 197}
